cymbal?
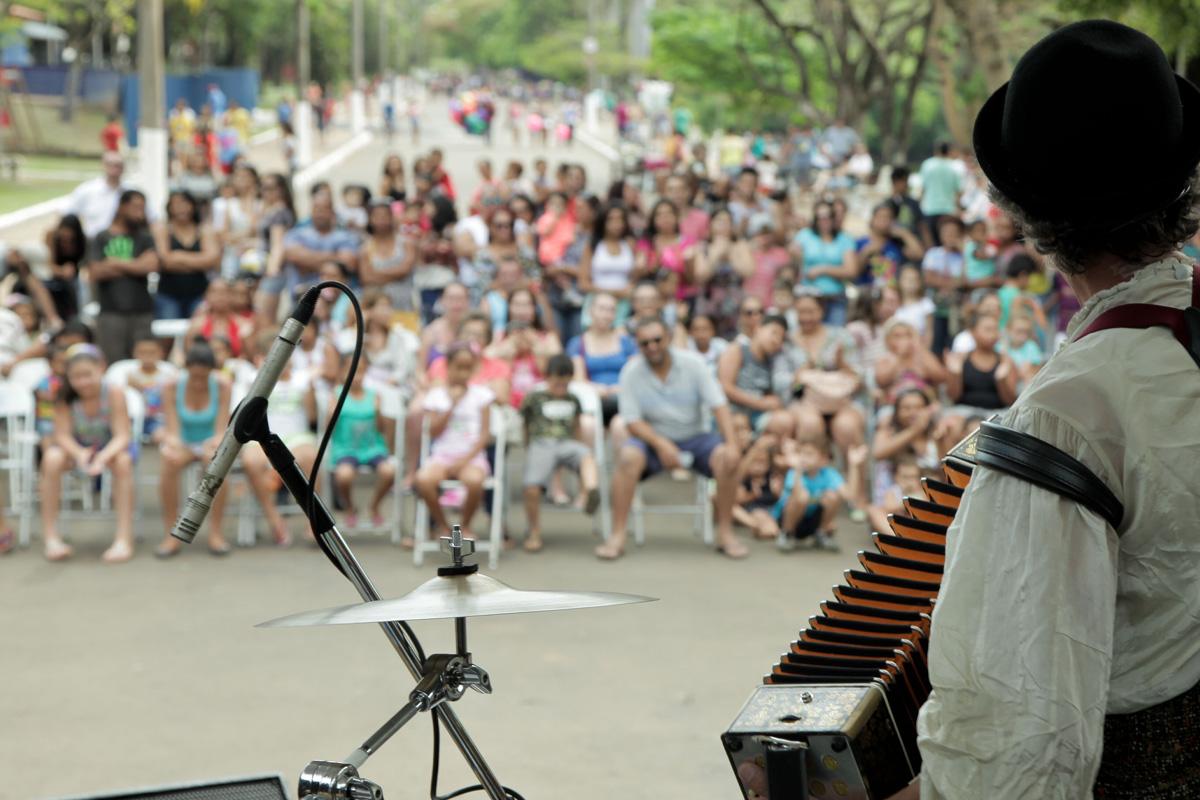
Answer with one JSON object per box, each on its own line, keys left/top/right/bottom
{"left": 258, "top": 572, "right": 657, "bottom": 628}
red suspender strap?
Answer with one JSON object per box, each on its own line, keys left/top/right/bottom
{"left": 1075, "top": 265, "right": 1200, "bottom": 367}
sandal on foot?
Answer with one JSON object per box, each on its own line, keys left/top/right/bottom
{"left": 715, "top": 538, "right": 749, "bottom": 559}
{"left": 102, "top": 541, "right": 134, "bottom": 564}
{"left": 44, "top": 540, "right": 74, "bottom": 562}
{"left": 154, "top": 541, "right": 182, "bottom": 559}
{"left": 523, "top": 536, "right": 544, "bottom": 553}
{"left": 584, "top": 488, "right": 601, "bottom": 516}
{"left": 207, "top": 540, "right": 233, "bottom": 557}
{"left": 271, "top": 523, "right": 293, "bottom": 548}
{"left": 594, "top": 540, "right": 625, "bottom": 560}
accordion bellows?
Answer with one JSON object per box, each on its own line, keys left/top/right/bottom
{"left": 722, "top": 450, "right": 976, "bottom": 800}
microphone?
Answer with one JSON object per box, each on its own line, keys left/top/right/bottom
{"left": 171, "top": 287, "right": 321, "bottom": 544}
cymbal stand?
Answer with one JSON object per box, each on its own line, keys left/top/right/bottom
{"left": 242, "top": 397, "right": 508, "bottom": 800}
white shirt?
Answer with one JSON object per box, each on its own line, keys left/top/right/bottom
{"left": 918, "top": 256, "right": 1200, "bottom": 799}
{"left": 62, "top": 177, "right": 124, "bottom": 238}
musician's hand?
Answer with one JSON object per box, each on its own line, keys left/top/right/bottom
{"left": 736, "top": 760, "right": 770, "bottom": 799}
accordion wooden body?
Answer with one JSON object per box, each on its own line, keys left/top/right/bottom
{"left": 722, "top": 448, "right": 977, "bottom": 800}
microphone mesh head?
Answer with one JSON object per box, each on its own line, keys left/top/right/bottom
{"left": 172, "top": 515, "right": 201, "bottom": 544}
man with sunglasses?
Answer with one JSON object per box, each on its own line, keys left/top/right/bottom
{"left": 595, "top": 316, "right": 747, "bottom": 560}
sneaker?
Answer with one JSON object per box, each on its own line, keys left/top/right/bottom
{"left": 776, "top": 530, "right": 797, "bottom": 552}
{"left": 848, "top": 507, "right": 867, "bottom": 523}
{"left": 813, "top": 530, "right": 841, "bottom": 552}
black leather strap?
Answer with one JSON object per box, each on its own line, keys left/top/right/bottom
{"left": 974, "top": 421, "right": 1124, "bottom": 532}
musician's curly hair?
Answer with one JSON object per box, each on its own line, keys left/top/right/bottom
{"left": 989, "top": 168, "right": 1200, "bottom": 275}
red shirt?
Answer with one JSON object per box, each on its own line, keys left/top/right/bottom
{"left": 100, "top": 123, "right": 123, "bottom": 152}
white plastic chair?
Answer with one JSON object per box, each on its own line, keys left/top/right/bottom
{"left": 58, "top": 387, "right": 145, "bottom": 534}
{"left": 0, "top": 386, "right": 36, "bottom": 547}
{"left": 7, "top": 358, "right": 50, "bottom": 392}
{"left": 631, "top": 472, "right": 714, "bottom": 547}
{"left": 413, "top": 405, "right": 508, "bottom": 569}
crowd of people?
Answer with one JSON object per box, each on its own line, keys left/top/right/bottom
{"left": 4, "top": 84, "right": 1159, "bottom": 564}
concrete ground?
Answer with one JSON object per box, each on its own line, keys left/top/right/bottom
{"left": 1, "top": 102, "right": 874, "bottom": 800}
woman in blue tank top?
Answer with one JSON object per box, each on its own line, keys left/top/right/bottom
{"left": 155, "top": 342, "right": 233, "bottom": 558}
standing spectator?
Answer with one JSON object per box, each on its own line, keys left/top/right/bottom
{"left": 60, "top": 152, "right": 129, "bottom": 238}
{"left": 172, "top": 150, "right": 219, "bottom": 213}
{"left": 100, "top": 113, "right": 124, "bottom": 153}
{"left": 921, "top": 216, "right": 968, "bottom": 355}
{"left": 255, "top": 172, "right": 296, "bottom": 281}
{"left": 791, "top": 200, "right": 858, "bottom": 324}
{"left": 89, "top": 190, "right": 158, "bottom": 364}
{"left": 168, "top": 98, "right": 196, "bottom": 170}
{"left": 206, "top": 83, "right": 227, "bottom": 117}
{"left": 885, "top": 165, "right": 928, "bottom": 244}
{"left": 259, "top": 195, "right": 358, "bottom": 321}
{"left": 41, "top": 214, "right": 87, "bottom": 321}
{"left": 212, "top": 164, "right": 261, "bottom": 277}
{"left": 154, "top": 190, "right": 220, "bottom": 320}
{"left": 154, "top": 342, "right": 232, "bottom": 558}
{"left": 379, "top": 155, "right": 407, "bottom": 202}
{"left": 40, "top": 345, "right": 136, "bottom": 563}
{"left": 855, "top": 203, "right": 925, "bottom": 288}
{"left": 519, "top": 354, "right": 601, "bottom": 552}
{"left": 918, "top": 142, "right": 963, "bottom": 245}
{"left": 596, "top": 317, "right": 747, "bottom": 560}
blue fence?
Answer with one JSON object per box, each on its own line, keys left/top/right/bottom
{"left": 124, "top": 69, "right": 260, "bottom": 146}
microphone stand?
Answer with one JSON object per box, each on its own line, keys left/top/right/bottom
{"left": 232, "top": 395, "right": 509, "bottom": 800}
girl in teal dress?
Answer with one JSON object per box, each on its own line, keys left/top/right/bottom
{"left": 328, "top": 353, "right": 396, "bottom": 529}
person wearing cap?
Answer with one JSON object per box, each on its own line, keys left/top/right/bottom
{"left": 909, "top": 20, "right": 1200, "bottom": 800}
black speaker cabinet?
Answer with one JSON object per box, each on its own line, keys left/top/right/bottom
{"left": 57, "top": 775, "right": 289, "bottom": 800}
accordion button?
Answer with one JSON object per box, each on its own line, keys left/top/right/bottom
{"left": 822, "top": 755, "right": 839, "bottom": 771}
{"left": 832, "top": 779, "right": 850, "bottom": 796}
{"left": 809, "top": 779, "right": 827, "bottom": 796}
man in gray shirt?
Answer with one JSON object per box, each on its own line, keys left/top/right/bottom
{"left": 595, "top": 317, "right": 748, "bottom": 560}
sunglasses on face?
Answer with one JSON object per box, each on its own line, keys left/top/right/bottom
{"left": 637, "top": 335, "right": 664, "bottom": 348}
{"left": 741, "top": 307, "right": 763, "bottom": 316}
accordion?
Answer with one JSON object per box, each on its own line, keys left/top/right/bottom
{"left": 721, "top": 442, "right": 978, "bottom": 800}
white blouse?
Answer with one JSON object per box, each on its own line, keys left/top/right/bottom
{"left": 917, "top": 257, "right": 1200, "bottom": 799}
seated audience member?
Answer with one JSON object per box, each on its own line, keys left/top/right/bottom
{"left": 866, "top": 455, "right": 924, "bottom": 542}
{"left": 997, "top": 252, "right": 1049, "bottom": 330}
{"left": 950, "top": 293, "right": 1002, "bottom": 353}
{"left": 893, "top": 263, "right": 935, "bottom": 348}
{"left": 360, "top": 200, "right": 417, "bottom": 314}
{"left": 545, "top": 194, "right": 599, "bottom": 345}
{"left": 855, "top": 202, "right": 925, "bottom": 288}
{"left": 567, "top": 292, "right": 636, "bottom": 427}
{"left": 187, "top": 279, "right": 249, "bottom": 357}
{"left": 869, "top": 386, "right": 949, "bottom": 533}
{"left": 596, "top": 317, "right": 746, "bottom": 560}
{"left": 41, "top": 345, "right": 136, "bottom": 563}
{"left": 240, "top": 328, "right": 319, "bottom": 547}
{"left": 327, "top": 352, "right": 397, "bottom": 530}
{"left": 415, "top": 343, "right": 495, "bottom": 540}
{"left": 579, "top": 202, "right": 639, "bottom": 307}
{"left": 154, "top": 190, "right": 220, "bottom": 320}
{"left": 694, "top": 207, "right": 753, "bottom": 337}
{"left": 636, "top": 199, "right": 700, "bottom": 306}
{"left": 791, "top": 200, "right": 858, "bottom": 325}
{"left": 486, "top": 287, "right": 562, "bottom": 408}
{"left": 942, "top": 313, "right": 1019, "bottom": 446}
{"left": 874, "top": 318, "right": 949, "bottom": 400}
{"left": 125, "top": 336, "right": 172, "bottom": 442}
{"left": 418, "top": 282, "right": 472, "bottom": 369}
{"left": 787, "top": 293, "right": 866, "bottom": 462}
{"left": 0, "top": 294, "right": 43, "bottom": 374}
{"left": 717, "top": 313, "right": 794, "bottom": 437}
{"left": 733, "top": 435, "right": 783, "bottom": 541}
{"left": 42, "top": 214, "right": 88, "bottom": 321}
{"left": 920, "top": 215, "right": 967, "bottom": 355}
{"left": 2, "top": 249, "right": 61, "bottom": 327}
{"left": 1000, "top": 311, "right": 1046, "bottom": 387}
{"left": 480, "top": 254, "right": 532, "bottom": 337}
{"left": 741, "top": 214, "right": 792, "bottom": 307}
{"left": 33, "top": 342, "right": 70, "bottom": 451}
{"left": 360, "top": 290, "right": 420, "bottom": 394}
{"left": 519, "top": 354, "right": 601, "bottom": 552}
{"left": 846, "top": 284, "right": 901, "bottom": 377}
{"left": 774, "top": 437, "right": 865, "bottom": 552}
{"left": 154, "top": 342, "right": 232, "bottom": 558}
{"left": 964, "top": 217, "right": 1000, "bottom": 289}
{"left": 686, "top": 311, "right": 728, "bottom": 374}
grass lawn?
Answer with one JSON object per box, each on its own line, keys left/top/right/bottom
{"left": 14, "top": 154, "right": 100, "bottom": 173}
{"left": 0, "top": 180, "right": 77, "bottom": 215}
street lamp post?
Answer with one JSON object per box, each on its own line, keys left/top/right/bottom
{"left": 296, "top": 0, "right": 314, "bottom": 166}
{"left": 350, "top": 0, "right": 367, "bottom": 133}
{"left": 137, "top": 0, "right": 168, "bottom": 215}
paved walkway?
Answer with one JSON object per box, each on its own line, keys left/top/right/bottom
{"left": 0, "top": 101, "right": 867, "bottom": 800}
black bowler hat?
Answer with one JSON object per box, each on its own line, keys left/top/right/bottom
{"left": 974, "top": 19, "right": 1200, "bottom": 225}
